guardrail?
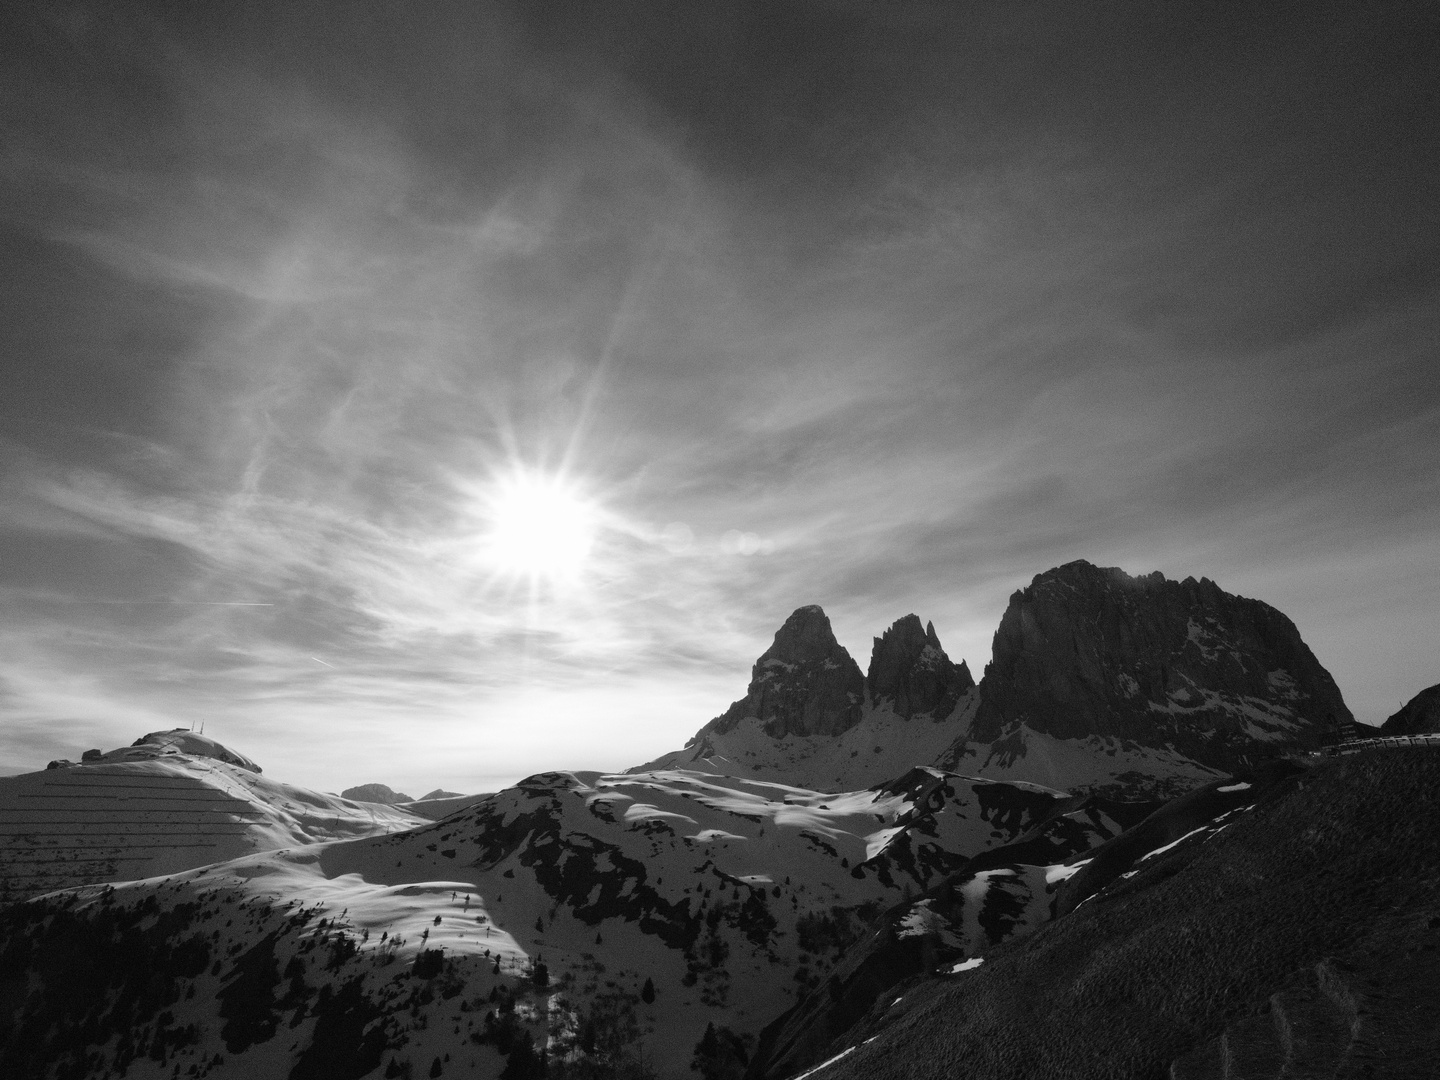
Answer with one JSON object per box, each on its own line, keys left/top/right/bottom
{"left": 1318, "top": 734, "right": 1440, "bottom": 757}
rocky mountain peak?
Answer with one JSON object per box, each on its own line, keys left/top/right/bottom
{"left": 947, "top": 561, "right": 1352, "bottom": 776}
{"left": 762, "top": 605, "right": 848, "bottom": 667}
{"left": 701, "top": 605, "right": 865, "bottom": 740}
{"left": 867, "top": 613, "right": 975, "bottom": 720}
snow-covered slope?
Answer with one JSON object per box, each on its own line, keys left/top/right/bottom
{"left": 943, "top": 722, "right": 1228, "bottom": 800}
{"left": 636, "top": 693, "right": 980, "bottom": 792}
{"left": 0, "top": 730, "right": 425, "bottom": 905}
{"left": 0, "top": 765, "right": 1128, "bottom": 1079}
{"left": 638, "top": 608, "right": 979, "bottom": 792}
{"left": 399, "top": 792, "right": 493, "bottom": 820}
{"left": 644, "top": 697, "right": 1227, "bottom": 801}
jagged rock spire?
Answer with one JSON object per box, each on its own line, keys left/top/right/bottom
{"left": 703, "top": 605, "right": 865, "bottom": 739}
{"left": 866, "top": 614, "right": 974, "bottom": 721}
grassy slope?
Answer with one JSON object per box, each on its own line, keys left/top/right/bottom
{"left": 815, "top": 750, "right": 1440, "bottom": 1080}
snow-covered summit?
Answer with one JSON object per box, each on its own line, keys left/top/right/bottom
{"left": 46, "top": 727, "right": 264, "bottom": 774}
{"left": 129, "top": 727, "right": 264, "bottom": 772}
{"left": 0, "top": 732, "right": 423, "bottom": 905}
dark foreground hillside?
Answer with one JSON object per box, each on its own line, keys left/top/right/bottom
{"left": 814, "top": 750, "right": 1440, "bottom": 1080}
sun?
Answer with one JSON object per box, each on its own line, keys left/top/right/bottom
{"left": 483, "top": 469, "right": 598, "bottom": 583}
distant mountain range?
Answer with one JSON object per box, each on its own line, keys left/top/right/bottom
{"left": 340, "top": 783, "right": 474, "bottom": 810}
{"left": 1, "top": 561, "right": 1433, "bottom": 1080}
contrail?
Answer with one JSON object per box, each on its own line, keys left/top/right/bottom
{"left": 311, "top": 657, "right": 333, "bottom": 667}
{"left": 55, "top": 600, "right": 276, "bottom": 605}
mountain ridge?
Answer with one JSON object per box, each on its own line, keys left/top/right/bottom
{"left": 643, "top": 561, "right": 1348, "bottom": 800}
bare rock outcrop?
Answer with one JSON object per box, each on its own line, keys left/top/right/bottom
{"left": 866, "top": 614, "right": 974, "bottom": 720}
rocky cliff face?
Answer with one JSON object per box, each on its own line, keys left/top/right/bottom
{"left": 705, "top": 605, "right": 866, "bottom": 740}
{"left": 946, "top": 561, "right": 1352, "bottom": 777}
{"left": 1380, "top": 682, "right": 1440, "bottom": 735}
{"left": 867, "top": 614, "right": 974, "bottom": 720}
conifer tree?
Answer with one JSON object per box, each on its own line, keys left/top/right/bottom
{"left": 500, "top": 1032, "right": 545, "bottom": 1080}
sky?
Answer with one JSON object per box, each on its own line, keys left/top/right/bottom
{"left": 2, "top": 0, "right": 1437, "bottom": 794}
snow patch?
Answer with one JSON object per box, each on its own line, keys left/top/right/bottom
{"left": 1139, "top": 826, "right": 1210, "bottom": 861}
{"left": 688, "top": 829, "right": 746, "bottom": 842}
{"left": 959, "top": 868, "right": 1016, "bottom": 907}
{"left": 1044, "top": 859, "right": 1091, "bottom": 885}
{"left": 897, "top": 899, "right": 941, "bottom": 939}
{"left": 791, "top": 1043, "right": 859, "bottom": 1080}
{"left": 864, "top": 826, "right": 905, "bottom": 861}
{"left": 622, "top": 803, "right": 698, "bottom": 827}
{"left": 1266, "top": 669, "right": 1300, "bottom": 700}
